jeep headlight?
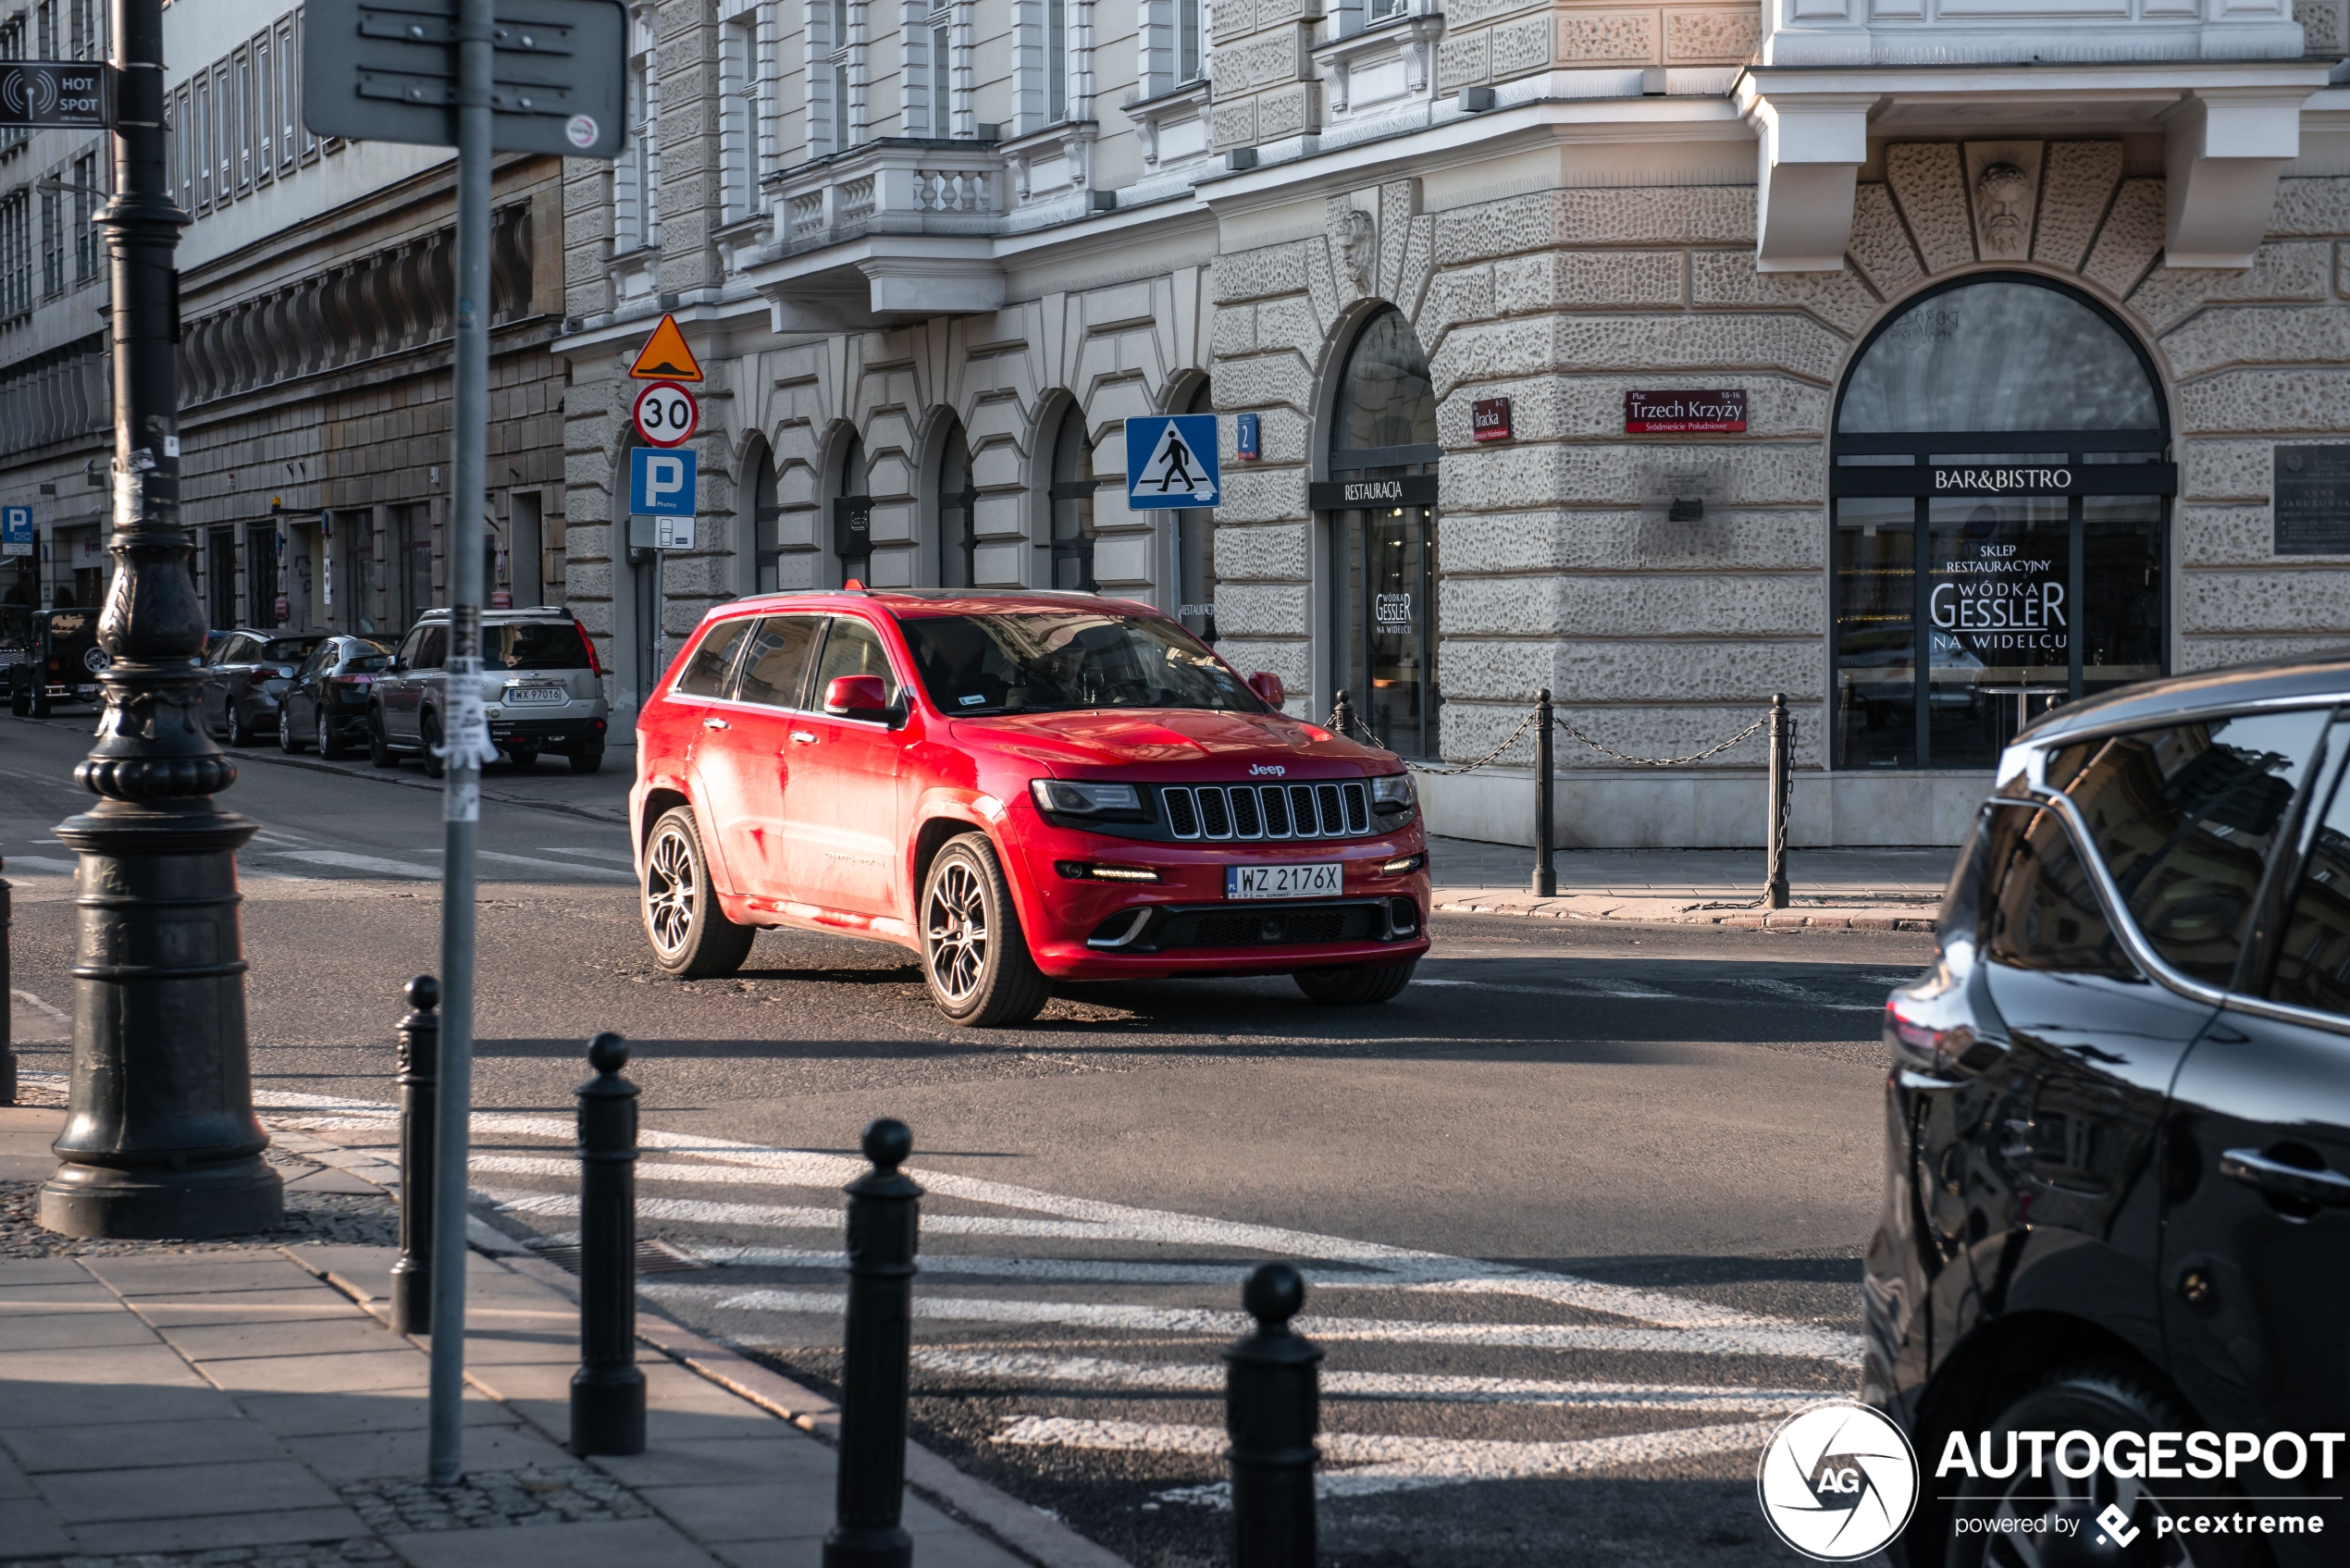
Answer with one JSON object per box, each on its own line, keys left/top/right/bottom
{"left": 1370, "top": 772, "right": 1416, "bottom": 811}
{"left": 1031, "top": 779, "right": 1147, "bottom": 820}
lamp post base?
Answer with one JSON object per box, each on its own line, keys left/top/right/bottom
{"left": 39, "top": 1153, "right": 283, "bottom": 1239}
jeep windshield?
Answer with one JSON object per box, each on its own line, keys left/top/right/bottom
{"left": 897, "top": 610, "right": 1264, "bottom": 716}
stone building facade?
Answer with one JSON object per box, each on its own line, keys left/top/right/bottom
{"left": 552, "top": 0, "right": 2349, "bottom": 845}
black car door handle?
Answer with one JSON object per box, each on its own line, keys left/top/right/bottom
{"left": 2220, "top": 1148, "right": 2350, "bottom": 1208}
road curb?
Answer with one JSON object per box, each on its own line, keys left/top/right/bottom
{"left": 1433, "top": 888, "right": 1937, "bottom": 932}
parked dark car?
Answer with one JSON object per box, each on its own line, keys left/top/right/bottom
{"left": 201, "top": 627, "right": 331, "bottom": 746}
{"left": 1870, "top": 655, "right": 2350, "bottom": 1564}
{"left": 6, "top": 606, "right": 107, "bottom": 715}
{"left": 277, "top": 635, "right": 393, "bottom": 758}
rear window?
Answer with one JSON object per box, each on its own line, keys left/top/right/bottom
{"left": 674, "top": 619, "right": 752, "bottom": 699}
{"left": 735, "top": 615, "right": 823, "bottom": 709}
{"left": 262, "top": 636, "right": 328, "bottom": 664}
{"left": 488, "top": 622, "right": 594, "bottom": 671}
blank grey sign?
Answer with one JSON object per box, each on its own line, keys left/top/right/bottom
{"left": 2275, "top": 445, "right": 2350, "bottom": 556}
{"left": 303, "top": 0, "right": 625, "bottom": 159}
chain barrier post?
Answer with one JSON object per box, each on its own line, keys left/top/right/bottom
{"left": 1227, "top": 1262, "right": 1323, "bottom": 1568}
{"left": 1531, "top": 691, "right": 1556, "bottom": 897}
{"left": 571, "top": 1031, "right": 646, "bottom": 1456}
{"left": 827, "top": 1117, "right": 922, "bottom": 1568}
{"left": 1764, "top": 693, "right": 1790, "bottom": 910}
{"left": 1331, "top": 689, "right": 1354, "bottom": 740}
{"left": 390, "top": 976, "right": 440, "bottom": 1334}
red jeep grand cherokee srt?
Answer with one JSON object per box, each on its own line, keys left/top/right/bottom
{"left": 631, "top": 589, "right": 1431, "bottom": 1025}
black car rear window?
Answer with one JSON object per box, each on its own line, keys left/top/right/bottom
{"left": 488, "top": 622, "right": 593, "bottom": 671}
{"left": 263, "top": 636, "right": 328, "bottom": 663}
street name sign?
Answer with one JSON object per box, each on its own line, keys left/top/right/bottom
{"left": 1625, "top": 389, "right": 1747, "bottom": 434}
{"left": 630, "top": 446, "right": 697, "bottom": 520}
{"left": 0, "top": 62, "right": 110, "bottom": 128}
{"left": 632, "top": 381, "right": 698, "bottom": 448}
{"left": 2, "top": 505, "right": 31, "bottom": 557}
{"left": 302, "top": 0, "right": 625, "bottom": 156}
{"left": 1123, "top": 414, "right": 1218, "bottom": 509}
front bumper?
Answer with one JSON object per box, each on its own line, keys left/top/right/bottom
{"left": 1011, "top": 818, "right": 1432, "bottom": 980}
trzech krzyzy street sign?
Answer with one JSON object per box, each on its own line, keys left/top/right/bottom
{"left": 302, "top": 0, "right": 625, "bottom": 156}
{"left": 0, "top": 62, "right": 111, "bottom": 128}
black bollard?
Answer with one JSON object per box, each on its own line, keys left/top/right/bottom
{"left": 1226, "top": 1263, "right": 1323, "bottom": 1568}
{"left": 1764, "top": 693, "right": 1791, "bottom": 910}
{"left": 390, "top": 976, "right": 439, "bottom": 1334}
{"left": 1, "top": 858, "right": 15, "bottom": 1105}
{"left": 1331, "top": 688, "right": 1354, "bottom": 740}
{"left": 825, "top": 1117, "right": 922, "bottom": 1568}
{"left": 570, "top": 1031, "right": 645, "bottom": 1457}
{"left": 1531, "top": 689, "right": 1557, "bottom": 898}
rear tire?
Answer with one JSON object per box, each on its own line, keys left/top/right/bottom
{"left": 1292, "top": 958, "right": 1417, "bottom": 1006}
{"left": 641, "top": 807, "right": 755, "bottom": 979}
{"left": 226, "top": 704, "right": 252, "bottom": 747}
{"left": 368, "top": 711, "right": 398, "bottom": 768}
{"left": 9, "top": 683, "right": 27, "bottom": 717}
{"left": 569, "top": 742, "right": 604, "bottom": 775}
{"left": 317, "top": 708, "right": 345, "bottom": 760}
{"left": 421, "top": 710, "right": 445, "bottom": 779}
{"left": 278, "top": 703, "right": 305, "bottom": 752}
{"left": 30, "top": 689, "right": 50, "bottom": 717}
{"left": 919, "top": 833, "right": 1049, "bottom": 1027}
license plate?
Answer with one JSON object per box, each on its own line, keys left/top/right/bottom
{"left": 508, "top": 685, "right": 566, "bottom": 704}
{"left": 1226, "top": 861, "right": 1343, "bottom": 900}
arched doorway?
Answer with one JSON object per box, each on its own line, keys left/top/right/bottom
{"left": 1322, "top": 308, "right": 1439, "bottom": 757}
{"left": 1831, "top": 276, "right": 2172, "bottom": 772}
{"left": 1043, "top": 401, "right": 1097, "bottom": 590}
{"left": 934, "top": 420, "right": 977, "bottom": 588}
{"left": 831, "top": 433, "right": 872, "bottom": 587}
{"left": 743, "top": 438, "right": 782, "bottom": 595}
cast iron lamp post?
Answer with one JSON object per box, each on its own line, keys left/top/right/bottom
{"left": 38, "top": 0, "right": 281, "bottom": 1237}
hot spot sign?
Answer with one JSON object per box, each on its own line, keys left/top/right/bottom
{"left": 1626, "top": 389, "right": 1747, "bottom": 435}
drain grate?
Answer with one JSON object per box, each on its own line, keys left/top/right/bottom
{"left": 526, "top": 1236, "right": 707, "bottom": 1276}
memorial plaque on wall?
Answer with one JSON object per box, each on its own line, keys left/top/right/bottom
{"left": 2274, "top": 446, "right": 2350, "bottom": 555}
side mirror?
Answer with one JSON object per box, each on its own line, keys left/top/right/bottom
{"left": 1248, "top": 672, "right": 1285, "bottom": 707}
{"left": 823, "top": 673, "right": 890, "bottom": 719}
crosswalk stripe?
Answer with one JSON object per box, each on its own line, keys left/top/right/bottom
{"left": 1414, "top": 976, "right": 1676, "bottom": 1000}
{"left": 666, "top": 1285, "right": 1860, "bottom": 1362}
{"left": 266, "top": 848, "right": 443, "bottom": 879}
{"left": 474, "top": 849, "right": 636, "bottom": 881}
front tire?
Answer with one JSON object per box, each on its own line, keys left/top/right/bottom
{"left": 226, "top": 703, "right": 253, "bottom": 747}
{"left": 920, "top": 833, "right": 1049, "bottom": 1027}
{"left": 318, "top": 708, "right": 345, "bottom": 759}
{"left": 368, "top": 711, "right": 398, "bottom": 768}
{"left": 421, "top": 710, "right": 445, "bottom": 779}
{"left": 279, "top": 703, "right": 306, "bottom": 752}
{"left": 1292, "top": 959, "right": 1417, "bottom": 1005}
{"left": 641, "top": 808, "right": 754, "bottom": 979}
{"left": 9, "top": 683, "right": 27, "bottom": 717}
{"left": 1941, "top": 1365, "right": 2260, "bottom": 1568}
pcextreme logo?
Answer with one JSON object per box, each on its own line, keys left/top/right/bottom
{"left": 1756, "top": 1403, "right": 1921, "bottom": 1562}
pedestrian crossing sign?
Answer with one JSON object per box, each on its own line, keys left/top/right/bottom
{"left": 1123, "top": 414, "right": 1218, "bottom": 510}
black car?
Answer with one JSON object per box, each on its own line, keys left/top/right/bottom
{"left": 1871, "top": 656, "right": 2350, "bottom": 1565}
{"left": 278, "top": 635, "right": 393, "bottom": 758}
{"left": 200, "top": 627, "right": 331, "bottom": 746}
{"left": 5, "top": 606, "right": 107, "bottom": 715}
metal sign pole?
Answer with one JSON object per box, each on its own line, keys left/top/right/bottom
{"left": 427, "top": 0, "right": 495, "bottom": 1487}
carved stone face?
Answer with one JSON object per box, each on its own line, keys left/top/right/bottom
{"left": 1336, "top": 209, "right": 1376, "bottom": 291}
{"left": 1976, "top": 164, "right": 2032, "bottom": 256}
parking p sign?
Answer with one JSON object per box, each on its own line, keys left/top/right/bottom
{"left": 630, "top": 447, "right": 697, "bottom": 518}
{"left": 1, "top": 505, "right": 30, "bottom": 558}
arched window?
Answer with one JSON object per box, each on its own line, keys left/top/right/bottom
{"left": 745, "top": 439, "right": 782, "bottom": 595}
{"left": 1044, "top": 401, "right": 1096, "bottom": 590}
{"left": 1327, "top": 307, "right": 1440, "bottom": 757}
{"left": 1830, "top": 276, "right": 2172, "bottom": 772}
{"left": 934, "top": 422, "right": 976, "bottom": 589}
{"left": 832, "top": 433, "right": 871, "bottom": 588}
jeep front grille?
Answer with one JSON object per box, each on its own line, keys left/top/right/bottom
{"left": 1157, "top": 781, "right": 1372, "bottom": 841}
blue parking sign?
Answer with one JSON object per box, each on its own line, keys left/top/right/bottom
{"left": 1, "top": 505, "right": 30, "bottom": 558}
{"left": 630, "top": 447, "right": 697, "bottom": 516}
{"left": 1123, "top": 414, "right": 1218, "bottom": 510}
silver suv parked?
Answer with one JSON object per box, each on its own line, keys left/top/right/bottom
{"left": 368, "top": 607, "right": 611, "bottom": 776}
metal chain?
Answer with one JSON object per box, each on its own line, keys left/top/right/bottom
{"left": 1325, "top": 701, "right": 1768, "bottom": 773}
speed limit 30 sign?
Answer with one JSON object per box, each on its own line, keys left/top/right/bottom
{"left": 633, "top": 381, "right": 699, "bottom": 448}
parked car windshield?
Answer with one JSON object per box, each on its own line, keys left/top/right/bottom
{"left": 897, "top": 610, "right": 1263, "bottom": 715}
{"left": 487, "top": 622, "right": 593, "bottom": 671}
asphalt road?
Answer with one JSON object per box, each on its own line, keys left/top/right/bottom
{"left": 4, "top": 711, "right": 1932, "bottom": 1568}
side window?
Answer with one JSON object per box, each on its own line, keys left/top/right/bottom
{"left": 2268, "top": 735, "right": 2350, "bottom": 1018}
{"left": 735, "top": 615, "right": 822, "bottom": 709}
{"left": 396, "top": 628, "right": 429, "bottom": 667}
{"left": 673, "top": 619, "right": 751, "bottom": 699}
{"left": 296, "top": 642, "right": 329, "bottom": 679}
{"left": 810, "top": 617, "right": 899, "bottom": 708}
{"left": 1982, "top": 802, "right": 2134, "bottom": 980}
{"left": 2057, "top": 711, "right": 2328, "bottom": 985}
{"left": 414, "top": 627, "right": 448, "bottom": 670}
{"left": 222, "top": 635, "right": 257, "bottom": 664}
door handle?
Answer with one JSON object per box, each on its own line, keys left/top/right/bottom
{"left": 789, "top": 730, "right": 817, "bottom": 744}
{"left": 2220, "top": 1148, "right": 2350, "bottom": 1208}
{"left": 702, "top": 716, "right": 729, "bottom": 731}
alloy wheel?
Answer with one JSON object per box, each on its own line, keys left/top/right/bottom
{"left": 924, "top": 859, "right": 990, "bottom": 1005}
{"left": 644, "top": 825, "right": 699, "bottom": 960}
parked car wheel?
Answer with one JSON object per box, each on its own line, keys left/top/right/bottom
{"left": 506, "top": 745, "right": 539, "bottom": 769}
{"left": 569, "top": 741, "right": 604, "bottom": 775}
{"left": 920, "top": 833, "right": 1050, "bottom": 1027}
{"left": 8, "top": 682, "right": 26, "bottom": 717}
{"left": 317, "top": 708, "right": 345, "bottom": 760}
{"left": 1292, "top": 959, "right": 1417, "bottom": 1005}
{"left": 368, "top": 711, "right": 398, "bottom": 768}
{"left": 278, "top": 703, "right": 305, "bottom": 752}
{"left": 226, "top": 703, "right": 253, "bottom": 747}
{"left": 641, "top": 808, "right": 754, "bottom": 979}
{"left": 421, "top": 710, "right": 445, "bottom": 779}
{"left": 1940, "top": 1365, "right": 2255, "bottom": 1568}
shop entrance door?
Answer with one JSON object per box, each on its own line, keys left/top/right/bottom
{"left": 1332, "top": 499, "right": 1437, "bottom": 758}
